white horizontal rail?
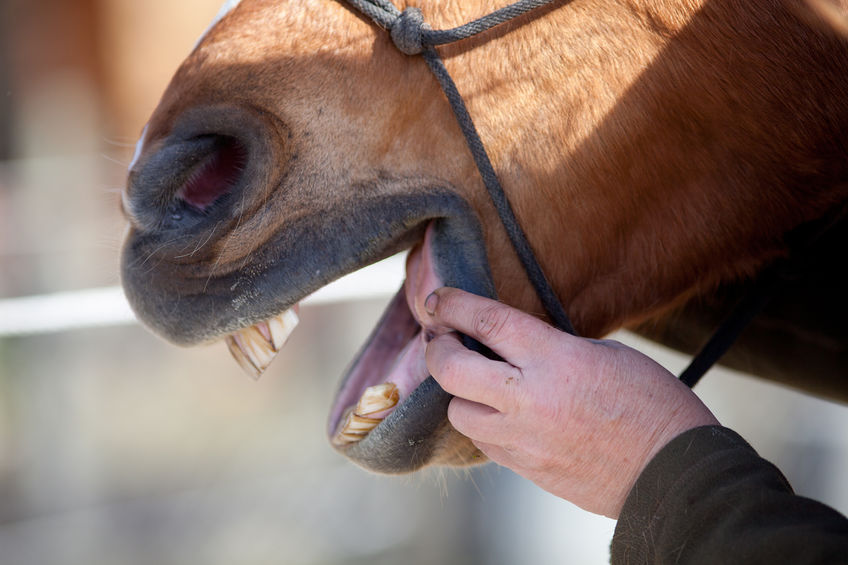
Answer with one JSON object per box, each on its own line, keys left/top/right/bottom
{"left": 0, "top": 255, "right": 406, "bottom": 337}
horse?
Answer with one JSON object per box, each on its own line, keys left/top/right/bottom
{"left": 120, "top": 0, "right": 848, "bottom": 474}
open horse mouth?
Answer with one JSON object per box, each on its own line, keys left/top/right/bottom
{"left": 121, "top": 105, "right": 496, "bottom": 473}
{"left": 225, "top": 222, "right": 450, "bottom": 453}
{"left": 220, "top": 218, "right": 491, "bottom": 472}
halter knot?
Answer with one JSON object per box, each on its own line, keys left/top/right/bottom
{"left": 390, "top": 7, "right": 428, "bottom": 55}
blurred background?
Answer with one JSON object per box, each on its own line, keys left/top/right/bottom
{"left": 0, "top": 1, "right": 846, "bottom": 563}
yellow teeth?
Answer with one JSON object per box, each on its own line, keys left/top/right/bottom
{"left": 332, "top": 383, "right": 400, "bottom": 446}
{"left": 354, "top": 382, "right": 401, "bottom": 416}
{"left": 225, "top": 308, "right": 299, "bottom": 379}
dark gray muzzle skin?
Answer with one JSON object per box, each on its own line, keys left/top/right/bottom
{"left": 121, "top": 113, "right": 497, "bottom": 471}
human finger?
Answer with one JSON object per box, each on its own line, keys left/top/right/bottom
{"left": 423, "top": 287, "right": 565, "bottom": 366}
{"left": 446, "top": 396, "right": 509, "bottom": 445}
{"left": 426, "top": 332, "right": 522, "bottom": 412}
{"left": 469, "top": 440, "right": 520, "bottom": 470}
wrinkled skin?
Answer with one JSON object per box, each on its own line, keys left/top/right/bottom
{"left": 422, "top": 287, "right": 721, "bottom": 518}
{"left": 121, "top": 0, "right": 848, "bottom": 473}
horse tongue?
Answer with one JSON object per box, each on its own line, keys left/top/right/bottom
{"left": 225, "top": 308, "right": 299, "bottom": 379}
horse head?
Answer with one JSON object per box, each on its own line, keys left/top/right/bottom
{"left": 121, "top": 0, "right": 848, "bottom": 473}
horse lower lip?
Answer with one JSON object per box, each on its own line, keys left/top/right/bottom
{"left": 328, "top": 223, "right": 444, "bottom": 443}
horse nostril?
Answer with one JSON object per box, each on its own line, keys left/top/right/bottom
{"left": 177, "top": 135, "right": 247, "bottom": 212}
{"left": 127, "top": 133, "right": 250, "bottom": 230}
{"left": 126, "top": 103, "right": 280, "bottom": 234}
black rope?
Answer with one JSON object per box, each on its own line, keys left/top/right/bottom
{"left": 346, "top": 0, "right": 558, "bottom": 53}
{"left": 345, "top": 0, "right": 575, "bottom": 335}
{"left": 678, "top": 266, "right": 785, "bottom": 388}
{"left": 419, "top": 48, "right": 575, "bottom": 335}
{"left": 678, "top": 202, "right": 847, "bottom": 387}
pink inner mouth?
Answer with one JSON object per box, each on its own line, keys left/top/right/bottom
{"left": 328, "top": 222, "right": 445, "bottom": 436}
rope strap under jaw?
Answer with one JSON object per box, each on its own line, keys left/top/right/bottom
{"left": 345, "top": 0, "right": 576, "bottom": 336}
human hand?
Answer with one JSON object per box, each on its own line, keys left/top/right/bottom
{"left": 422, "top": 287, "right": 719, "bottom": 518}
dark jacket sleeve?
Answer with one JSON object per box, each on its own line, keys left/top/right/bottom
{"left": 611, "top": 425, "right": 848, "bottom": 564}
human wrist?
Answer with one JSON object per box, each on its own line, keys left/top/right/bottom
{"left": 610, "top": 394, "right": 719, "bottom": 517}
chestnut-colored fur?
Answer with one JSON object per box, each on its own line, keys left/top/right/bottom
{"left": 134, "top": 0, "right": 847, "bottom": 333}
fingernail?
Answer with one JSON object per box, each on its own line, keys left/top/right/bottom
{"left": 424, "top": 292, "right": 438, "bottom": 316}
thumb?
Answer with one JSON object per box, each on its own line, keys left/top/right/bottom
{"left": 423, "top": 287, "right": 562, "bottom": 366}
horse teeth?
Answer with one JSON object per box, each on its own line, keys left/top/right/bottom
{"left": 332, "top": 411, "right": 377, "bottom": 446}
{"left": 332, "top": 383, "right": 400, "bottom": 446}
{"left": 268, "top": 308, "right": 299, "bottom": 350}
{"left": 346, "top": 413, "right": 382, "bottom": 432}
{"left": 226, "top": 334, "right": 262, "bottom": 379}
{"left": 355, "top": 383, "right": 400, "bottom": 416}
{"left": 333, "top": 430, "right": 369, "bottom": 445}
{"left": 226, "top": 326, "right": 274, "bottom": 379}
{"left": 225, "top": 308, "right": 299, "bottom": 379}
